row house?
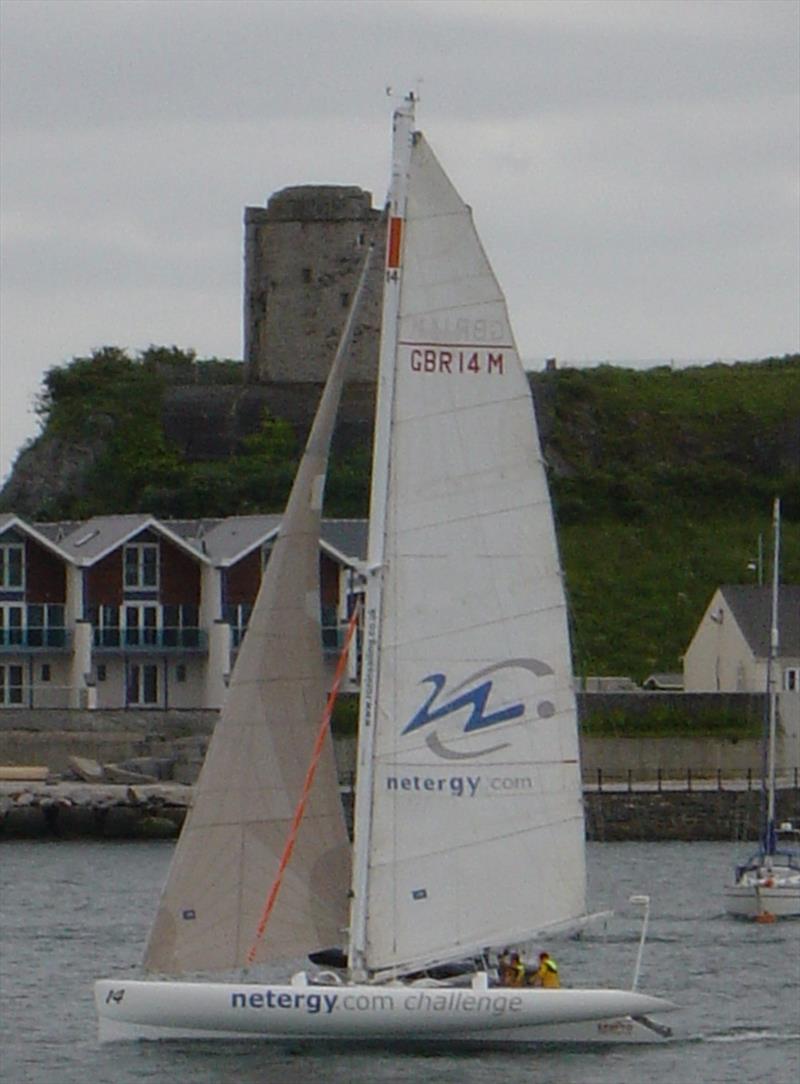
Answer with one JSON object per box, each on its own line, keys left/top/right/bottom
{"left": 0, "top": 516, "right": 72, "bottom": 710}
{"left": 0, "top": 513, "right": 366, "bottom": 711}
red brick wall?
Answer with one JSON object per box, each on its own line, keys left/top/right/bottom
{"left": 25, "top": 540, "right": 66, "bottom": 603}
{"left": 86, "top": 551, "right": 122, "bottom": 607}
{"left": 160, "top": 539, "right": 200, "bottom": 606}
{"left": 225, "top": 550, "right": 262, "bottom": 605}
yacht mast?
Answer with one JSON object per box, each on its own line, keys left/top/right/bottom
{"left": 764, "top": 496, "right": 781, "bottom": 863}
{"left": 347, "top": 94, "right": 416, "bottom": 980}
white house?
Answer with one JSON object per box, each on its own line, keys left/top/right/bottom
{"left": 683, "top": 584, "right": 800, "bottom": 693}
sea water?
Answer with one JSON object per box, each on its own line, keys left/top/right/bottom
{"left": 1, "top": 841, "right": 798, "bottom": 1084}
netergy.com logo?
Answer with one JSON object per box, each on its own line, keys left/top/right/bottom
{"left": 401, "top": 659, "right": 556, "bottom": 760}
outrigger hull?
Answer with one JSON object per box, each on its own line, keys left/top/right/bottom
{"left": 95, "top": 977, "right": 673, "bottom": 1045}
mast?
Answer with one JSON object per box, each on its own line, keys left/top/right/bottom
{"left": 764, "top": 496, "right": 781, "bottom": 862}
{"left": 347, "top": 94, "right": 416, "bottom": 980}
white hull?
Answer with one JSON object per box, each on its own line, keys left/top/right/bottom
{"left": 724, "top": 880, "right": 800, "bottom": 918}
{"left": 95, "top": 975, "right": 673, "bottom": 1046}
{"left": 725, "top": 858, "right": 800, "bottom": 918}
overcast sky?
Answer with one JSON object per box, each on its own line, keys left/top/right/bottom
{"left": 1, "top": 0, "right": 798, "bottom": 483}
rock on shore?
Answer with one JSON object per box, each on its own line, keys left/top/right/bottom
{"left": 0, "top": 780, "right": 190, "bottom": 839}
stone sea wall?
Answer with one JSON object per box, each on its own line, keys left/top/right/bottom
{"left": 583, "top": 786, "right": 799, "bottom": 842}
{"left": 2, "top": 779, "right": 798, "bottom": 843}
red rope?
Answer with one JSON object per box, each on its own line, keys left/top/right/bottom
{"left": 246, "top": 602, "right": 361, "bottom": 964}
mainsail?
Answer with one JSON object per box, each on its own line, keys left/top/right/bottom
{"left": 350, "top": 108, "right": 586, "bottom": 978}
{"left": 143, "top": 249, "right": 374, "bottom": 975}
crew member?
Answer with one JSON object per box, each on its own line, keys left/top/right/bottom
{"left": 497, "top": 948, "right": 512, "bottom": 986}
{"left": 530, "top": 950, "right": 560, "bottom": 988}
{"left": 499, "top": 950, "right": 526, "bottom": 987}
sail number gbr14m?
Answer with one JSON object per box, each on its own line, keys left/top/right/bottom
{"left": 405, "top": 347, "right": 508, "bottom": 375}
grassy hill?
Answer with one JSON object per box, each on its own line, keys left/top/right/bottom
{"left": 2, "top": 348, "right": 797, "bottom": 680}
{"left": 536, "top": 358, "right": 800, "bottom": 678}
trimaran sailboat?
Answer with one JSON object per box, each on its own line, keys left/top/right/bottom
{"left": 724, "top": 498, "right": 800, "bottom": 919}
{"left": 95, "top": 95, "right": 675, "bottom": 1045}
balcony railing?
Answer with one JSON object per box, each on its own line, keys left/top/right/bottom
{"left": 230, "top": 623, "right": 350, "bottom": 655}
{"left": 93, "top": 627, "right": 207, "bottom": 652}
{"left": 0, "top": 628, "right": 72, "bottom": 651}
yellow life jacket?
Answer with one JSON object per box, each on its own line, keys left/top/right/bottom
{"left": 534, "top": 957, "right": 560, "bottom": 988}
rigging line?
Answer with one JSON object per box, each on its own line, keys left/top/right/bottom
{"left": 245, "top": 600, "right": 362, "bottom": 966}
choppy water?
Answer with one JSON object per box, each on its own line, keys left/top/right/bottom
{"left": 1, "top": 841, "right": 798, "bottom": 1084}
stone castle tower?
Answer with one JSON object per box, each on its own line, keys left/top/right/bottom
{"left": 243, "top": 185, "right": 386, "bottom": 384}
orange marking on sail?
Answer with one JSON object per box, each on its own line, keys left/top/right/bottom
{"left": 387, "top": 217, "right": 403, "bottom": 268}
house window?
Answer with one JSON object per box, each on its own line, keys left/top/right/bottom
{"left": 0, "top": 664, "right": 24, "bottom": 706}
{"left": 0, "top": 543, "right": 24, "bottom": 589}
{"left": 223, "top": 603, "right": 253, "bottom": 648}
{"left": 124, "top": 543, "right": 159, "bottom": 589}
{"left": 785, "top": 668, "right": 799, "bottom": 692}
{"left": 0, "top": 604, "right": 24, "bottom": 646}
{"left": 40, "top": 664, "right": 51, "bottom": 682}
{"left": 124, "top": 603, "right": 160, "bottom": 646}
{"left": 91, "top": 605, "right": 121, "bottom": 647}
{"left": 127, "top": 663, "right": 159, "bottom": 706}
{"left": 162, "top": 604, "right": 199, "bottom": 647}
{"left": 26, "top": 604, "right": 66, "bottom": 647}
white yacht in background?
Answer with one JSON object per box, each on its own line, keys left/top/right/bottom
{"left": 725, "top": 498, "right": 800, "bottom": 920}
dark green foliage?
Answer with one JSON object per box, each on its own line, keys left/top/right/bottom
{"left": 561, "top": 513, "right": 800, "bottom": 683}
{"left": 326, "top": 444, "right": 372, "bottom": 517}
{"left": 141, "top": 413, "right": 300, "bottom": 518}
{"left": 33, "top": 347, "right": 185, "bottom": 517}
{"left": 580, "top": 703, "right": 761, "bottom": 739}
{"left": 331, "top": 694, "right": 359, "bottom": 737}
{"left": 540, "top": 356, "right": 800, "bottom": 524}
{"left": 544, "top": 355, "right": 800, "bottom": 681}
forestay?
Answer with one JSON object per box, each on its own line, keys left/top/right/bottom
{"left": 359, "top": 132, "right": 586, "bottom": 977}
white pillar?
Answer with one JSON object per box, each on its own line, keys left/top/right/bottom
{"left": 70, "top": 619, "right": 93, "bottom": 709}
{"left": 204, "top": 619, "right": 231, "bottom": 709}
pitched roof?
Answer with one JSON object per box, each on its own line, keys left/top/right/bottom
{"left": 188, "top": 515, "right": 283, "bottom": 564}
{"left": 0, "top": 512, "right": 77, "bottom": 559}
{"left": 2, "top": 512, "right": 367, "bottom": 569}
{"left": 173, "top": 516, "right": 367, "bottom": 566}
{"left": 56, "top": 515, "right": 208, "bottom": 566}
{"left": 320, "top": 519, "right": 367, "bottom": 562}
{"left": 721, "top": 584, "right": 800, "bottom": 657}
